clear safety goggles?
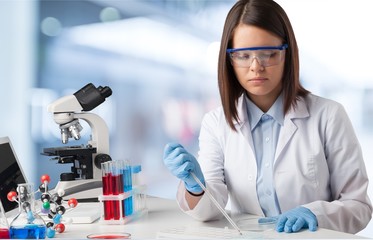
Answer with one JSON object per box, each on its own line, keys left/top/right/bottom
{"left": 226, "top": 44, "right": 288, "bottom": 68}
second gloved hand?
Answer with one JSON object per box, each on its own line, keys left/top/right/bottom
{"left": 163, "top": 142, "right": 205, "bottom": 194}
{"left": 259, "top": 206, "right": 318, "bottom": 233}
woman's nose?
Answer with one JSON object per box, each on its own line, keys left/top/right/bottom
{"left": 250, "top": 57, "right": 264, "bottom": 72}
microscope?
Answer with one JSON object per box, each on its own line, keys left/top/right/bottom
{"left": 42, "top": 83, "right": 112, "bottom": 201}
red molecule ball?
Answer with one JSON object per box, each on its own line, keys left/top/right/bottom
{"left": 67, "top": 198, "right": 78, "bottom": 208}
{"left": 55, "top": 223, "right": 65, "bottom": 233}
{"left": 7, "top": 191, "right": 17, "bottom": 202}
{"left": 41, "top": 174, "right": 51, "bottom": 183}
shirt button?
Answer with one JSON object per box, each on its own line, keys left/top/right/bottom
{"left": 265, "top": 137, "right": 270, "bottom": 142}
{"left": 265, "top": 162, "right": 270, "bottom": 168}
{"left": 248, "top": 175, "right": 253, "bottom": 181}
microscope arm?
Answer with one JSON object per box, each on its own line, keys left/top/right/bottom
{"left": 74, "top": 113, "right": 110, "bottom": 155}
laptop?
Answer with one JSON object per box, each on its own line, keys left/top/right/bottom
{"left": 0, "top": 136, "right": 27, "bottom": 214}
{"left": 0, "top": 136, "right": 100, "bottom": 223}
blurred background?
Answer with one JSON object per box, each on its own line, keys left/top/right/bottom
{"left": 0, "top": 0, "right": 372, "bottom": 237}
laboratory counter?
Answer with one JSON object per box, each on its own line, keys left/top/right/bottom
{"left": 57, "top": 196, "right": 364, "bottom": 239}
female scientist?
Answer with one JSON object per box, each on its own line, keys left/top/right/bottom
{"left": 163, "top": 0, "right": 372, "bottom": 234}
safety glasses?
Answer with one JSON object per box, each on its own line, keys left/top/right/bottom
{"left": 226, "top": 44, "right": 288, "bottom": 68}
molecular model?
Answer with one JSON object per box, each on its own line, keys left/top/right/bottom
{"left": 7, "top": 174, "right": 78, "bottom": 238}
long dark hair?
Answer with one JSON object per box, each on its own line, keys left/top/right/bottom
{"left": 218, "top": 0, "right": 309, "bottom": 131}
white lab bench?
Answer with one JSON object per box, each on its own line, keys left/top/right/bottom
{"left": 56, "top": 196, "right": 364, "bottom": 239}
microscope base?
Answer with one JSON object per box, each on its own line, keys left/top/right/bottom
{"left": 53, "top": 179, "right": 103, "bottom": 202}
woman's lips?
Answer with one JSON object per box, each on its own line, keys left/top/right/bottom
{"left": 249, "top": 77, "right": 267, "bottom": 83}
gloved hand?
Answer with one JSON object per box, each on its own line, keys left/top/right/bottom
{"left": 163, "top": 142, "right": 205, "bottom": 194}
{"left": 258, "top": 207, "right": 318, "bottom": 233}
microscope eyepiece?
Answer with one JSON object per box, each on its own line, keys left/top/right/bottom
{"left": 98, "top": 86, "right": 112, "bottom": 98}
{"left": 74, "top": 83, "right": 112, "bottom": 111}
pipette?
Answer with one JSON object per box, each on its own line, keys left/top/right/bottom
{"left": 190, "top": 172, "right": 242, "bottom": 235}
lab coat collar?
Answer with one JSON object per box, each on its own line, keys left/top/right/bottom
{"left": 234, "top": 94, "right": 310, "bottom": 156}
{"left": 234, "top": 95, "right": 248, "bottom": 127}
{"left": 286, "top": 96, "right": 309, "bottom": 119}
{"left": 234, "top": 95, "right": 254, "bottom": 149}
{"left": 234, "top": 93, "right": 309, "bottom": 127}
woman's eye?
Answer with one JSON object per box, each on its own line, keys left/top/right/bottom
{"left": 269, "top": 52, "right": 278, "bottom": 58}
{"left": 262, "top": 51, "right": 278, "bottom": 58}
{"left": 235, "top": 53, "right": 250, "bottom": 60}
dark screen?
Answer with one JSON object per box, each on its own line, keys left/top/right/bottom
{"left": 0, "top": 142, "right": 26, "bottom": 212}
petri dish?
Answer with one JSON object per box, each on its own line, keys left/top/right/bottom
{"left": 87, "top": 232, "right": 131, "bottom": 239}
{"left": 237, "top": 217, "right": 276, "bottom": 232}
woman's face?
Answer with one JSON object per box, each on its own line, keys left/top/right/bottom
{"left": 231, "top": 24, "right": 285, "bottom": 111}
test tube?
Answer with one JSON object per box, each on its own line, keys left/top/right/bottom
{"left": 111, "top": 161, "right": 123, "bottom": 220}
{"left": 121, "top": 160, "right": 133, "bottom": 217}
{"left": 127, "top": 163, "right": 133, "bottom": 216}
{"left": 131, "top": 165, "right": 141, "bottom": 212}
{"left": 119, "top": 160, "right": 126, "bottom": 218}
{"left": 0, "top": 200, "right": 10, "bottom": 239}
{"left": 101, "top": 161, "right": 113, "bottom": 220}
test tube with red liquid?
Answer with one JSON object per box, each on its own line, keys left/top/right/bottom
{"left": 0, "top": 199, "right": 10, "bottom": 239}
{"left": 102, "top": 161, "right": 113, "bottom": 220}
{"left": 118, "top": 160, "right": 126, "bottom": 218}
{"left": 102, "top": 161, "right": 124, "bottom": 220}
{"left": 111, "top": 161, "right": 123, "bottom": 220}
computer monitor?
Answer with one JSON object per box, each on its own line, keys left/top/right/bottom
{"left": 0, "top": 136, "right": 27, "bottom": 212}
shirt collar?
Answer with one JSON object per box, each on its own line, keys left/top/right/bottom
{"left": 245, "top": 93, "right": 285, "bottom": 131}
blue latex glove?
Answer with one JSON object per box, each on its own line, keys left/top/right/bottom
{"left": 258, "top": 207, "right": 318, "bottom": 233}
{"left": 163, "top": 142, "right": 205, "bottom": 193}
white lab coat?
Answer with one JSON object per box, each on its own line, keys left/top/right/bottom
{"left": 177, "top": 93, "right": 372, "bottom": 234}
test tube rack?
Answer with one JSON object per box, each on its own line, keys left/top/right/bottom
{"left": 98, "top": 184, "right": 147, "bottom": 225}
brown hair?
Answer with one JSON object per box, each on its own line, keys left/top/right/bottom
{"left": 218, "top": 0, "right": 309, "bottom": 131}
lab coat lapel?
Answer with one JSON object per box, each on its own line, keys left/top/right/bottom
{"left": 274, "top": 97, "right": 309, "bottom": 165}
{"left": 234, "top": 96, "right": 256, "bottom": 154}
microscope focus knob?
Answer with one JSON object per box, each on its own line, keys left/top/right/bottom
{"left": 60, "top": 173, "right": 75, "bottom": 181}
{"left": 94, "top": 153, "right": 112, "bottom": 169}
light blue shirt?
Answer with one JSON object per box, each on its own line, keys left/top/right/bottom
{"left": 245, "top": 94, "right": 284, "bottom": 217}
